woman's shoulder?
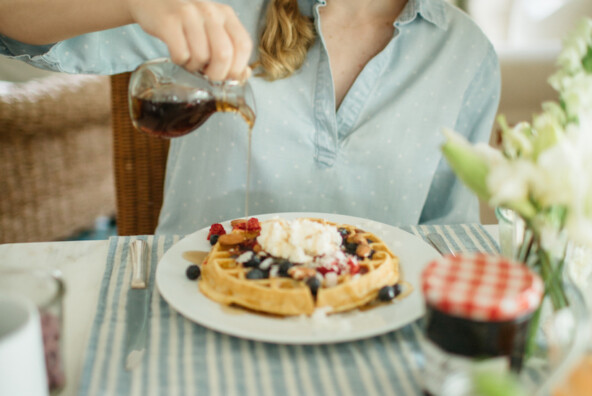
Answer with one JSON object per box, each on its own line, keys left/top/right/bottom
{"left": 437, "top": 1, "right": 495, "bottom": 51}
{"left": 411, "top": 0, "right": 498, "bottom": 71}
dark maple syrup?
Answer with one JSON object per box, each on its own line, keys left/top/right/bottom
{"left": 130, "top": 86, "right": 255, "bottom": 138}
{"left": 130, "top": 85, "right": 256, "bottom": 216}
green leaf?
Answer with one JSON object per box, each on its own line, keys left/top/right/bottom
{"left": 583, "top": 45, "right": 592, "bottom": 73}
{"left": 441, "top": 139, "right": 491, "bottom": 201}
{"left": 532, "top": 112, "right": 564, "bottom": 159}
{"left": 497, "top": 114, "right": 510, "bottom": 135}
{"left": 504, "top": 200, "right": 537, "bottom": 220}
{"left": 474, "top": 371, "right": 528, "bottom": 396}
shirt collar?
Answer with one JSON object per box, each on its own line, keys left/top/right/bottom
{"left": 299, "top": 0, "right": 449, "bottom": 30}
{"left": 298, "top": 0, "right": 318, "bottom": 18}
{"left": 397, "top": 0, "right": 448, "bottom": 30}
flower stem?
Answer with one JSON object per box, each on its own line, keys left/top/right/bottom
{"left": 525, "top": 303, "right": 542, "bottom": 358}
{"left": 538, "top": 248, "right": 568, "bottom": 310}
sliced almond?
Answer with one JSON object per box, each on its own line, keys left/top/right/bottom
{"left": 356, "top": 244, "right": 372, "bottom": 258}
{"left": 350, "top": 234, "right": 368, "bottom": 245}
{"left": 231, "top": 219, "right": 247, "bottom": 228}
{"left": 218, "top": 232, "right": 247, "bottom": 245}
{"left": 288, "top": 266, "right": 317, "bottom": 280}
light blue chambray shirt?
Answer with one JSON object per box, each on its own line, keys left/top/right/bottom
{"left": 0, "top": 0, "right": 501, "bottom": 235}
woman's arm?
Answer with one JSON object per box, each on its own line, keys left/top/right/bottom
{"left": 0, "top": 0, "right": 132, "bottom": 45}
{"left": 0, "top": 0, "right": 252, "bottom": 80}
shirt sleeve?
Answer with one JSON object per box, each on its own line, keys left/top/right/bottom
{"left": 0, "top": 24, "right": 168, "bottom": 75}
{"left": 419, "top": 44, "right": 501, "bottom": 225}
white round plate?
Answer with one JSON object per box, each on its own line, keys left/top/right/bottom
{"left": 156, "top": 212, "right": 439, "bottom": 344}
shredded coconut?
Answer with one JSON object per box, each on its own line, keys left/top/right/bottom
{"left": 257, "top": 218, "right": 342, "bottom": 264}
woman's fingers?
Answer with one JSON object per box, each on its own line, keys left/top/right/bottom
{"left": 181, "top": 7, "right": 210, "bottom": 72}
{"left": 130, "top": 0, "right": 252, "bottom": 81}
{"left": 157, "top": 16, "right": 191, "bottom": 66}
{"left": 201, "top": 18, "right": 234, "bottom": 81}
{"left": 225, "top": 11, "right": 253, "bottom": 80}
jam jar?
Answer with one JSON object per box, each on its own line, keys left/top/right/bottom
{"left": 420, "top": 253, "right": 543, "bottom": 396}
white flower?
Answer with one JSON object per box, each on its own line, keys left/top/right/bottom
{"left": 560, "top": 73, "right": 592, "bottom": 119}
{"left": 473, "top": 142, "right": 504, "bottom": 164}
{"left": 531, "top": 110, "right": 565, "bottom": 158}
{"left": 487, "top": 158, "right": 537, "bottom": 207}
{"left": 549, "top": 68, "right": 572, "bottom": 92}
{"left": 540, "top": 102, "right": 567, "bottom": 126}
{"left": 566, "top": 244, "right": 592, "bottom": 287}
{"left": 528, "top": 127, "right": 592, "bottom": 240}
{"left": 557, "top": 18, "right": 592, "bottom": 73}
{"left": 538, "top": 222, "right": 566, "bottom": 257}
{"left": 531, "top": 137, "right": 580, "bottom": 207}
{"left": 501, "top": 122, "right": 534, "bottom": 159}
{"left": 566, "top": 215, "right": 592, "bottom": 249}
{"left": 558, "top": 46, "right": 586, "bottom": 73}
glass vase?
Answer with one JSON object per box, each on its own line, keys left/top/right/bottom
{"left": 494, "top": 208, "right": 591, "bottom": 394}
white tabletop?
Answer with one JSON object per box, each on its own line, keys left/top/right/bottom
{"left": 0, "top": 225, "right": 498, "bottom": 396}
{"left": 0, "top": 240, "right": 107, "bottom": 395}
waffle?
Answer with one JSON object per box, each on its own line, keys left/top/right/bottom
{"left": 197, "top": 218, "right": 400, "bottom": 316}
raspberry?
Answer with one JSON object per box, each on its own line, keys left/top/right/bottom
{"left": 231, "top": 217, "right": 261, "bottom": 232}
{"left": 207, "top": 223, "right": 226, "bottom": 240}
{"left": 246, "top": 217, "right": 261, "bottom": 232}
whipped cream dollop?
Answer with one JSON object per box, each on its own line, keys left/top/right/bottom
{"left": 257, "top": 218, "right": 343, "bottom": 264}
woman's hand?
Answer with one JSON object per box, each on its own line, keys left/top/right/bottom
{"left": 128, "top": 0, "right": 253, "bottom": 81}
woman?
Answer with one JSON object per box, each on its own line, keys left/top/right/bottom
{"left": 0, "top": 0, "right": 500, "bottom": 235}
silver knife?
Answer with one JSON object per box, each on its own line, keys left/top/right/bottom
{"left": 125, "top": 239, "right": 151, "bottom": 370}
{"left": 426, "top": 233, "right": 457, "bottom": 257}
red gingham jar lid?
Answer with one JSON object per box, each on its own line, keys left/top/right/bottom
{"left": 421, "top": 253, "right": 544, "bottom": 322}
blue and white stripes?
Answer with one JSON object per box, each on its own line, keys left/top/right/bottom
{"left": 79, "top": 224, "right": 499, "bottom": 396}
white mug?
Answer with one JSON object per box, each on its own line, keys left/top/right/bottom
{"left": 0, "top": 294, "right": 49, "bottom": 396}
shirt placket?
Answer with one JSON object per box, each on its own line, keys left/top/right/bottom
{"left": 312, "top": 1, "right": 338, "bottom": 168}
{"left": 311, "top": 1, "right": 404, "bottom": 166}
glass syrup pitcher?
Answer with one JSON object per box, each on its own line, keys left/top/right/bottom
{"left": 128, "top": 58, "right": 256, "bottom": 138}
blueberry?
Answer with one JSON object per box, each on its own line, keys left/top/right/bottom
{"left": 246, "top": 268, "right": 266, "bottom": 280}
{"left": 186, "top": 265, "right": 201, "bottom": 280}
{"left": 393, "top": 283, "right": 402, "bottom": 297}
{"left": 338, "top": 228, "right": 349, "bottom": 242}
{"left": 278, "top": 260, "right": 293, "bottom": 277}
{"left": 209, "top": 234, "right": 220, "bottom": 246}
{"left": 378, "top": 285, "right": 396, "bottom": 301}
{"left": 306, "top": 277, "right": 321, "bottom": 297}
{"left": 244, "top": 255, "right": 262, "bottom": 268}
{"left": 345, "top": 242, "right": 358, "bottom": 255}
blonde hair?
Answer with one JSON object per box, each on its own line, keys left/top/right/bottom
{"left": 256, "top": 0, "right": 316, "bottom": 81}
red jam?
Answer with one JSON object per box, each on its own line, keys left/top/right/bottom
{"left": 420, "top": 253, "right": 543, "bottom": 396}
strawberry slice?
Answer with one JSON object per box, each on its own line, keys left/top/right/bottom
{"left": 348, "top": 258, "right": 360, "bottom": 275}
{"left": 317, "top": 262, "right": 341, "bottom": 275}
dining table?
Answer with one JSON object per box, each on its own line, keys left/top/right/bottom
{"left": 0, "top": 222, "right": 503, "bottom": 396}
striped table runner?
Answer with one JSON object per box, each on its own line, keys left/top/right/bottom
{"left": 79, "top": 224, "right": 499, "bottom": 396}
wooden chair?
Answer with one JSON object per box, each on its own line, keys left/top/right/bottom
{"left": 110, "top": 73, "right": 169, "bottom": 235}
